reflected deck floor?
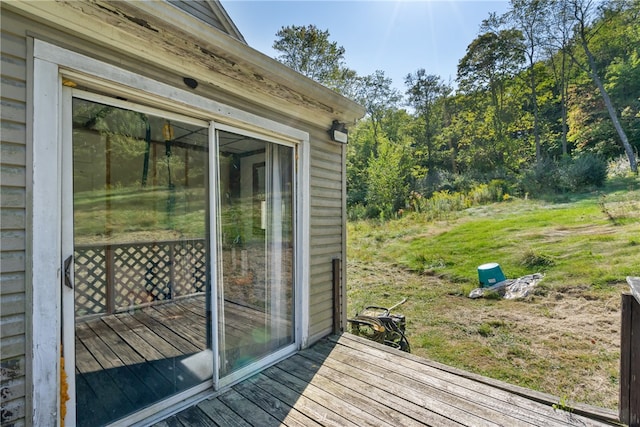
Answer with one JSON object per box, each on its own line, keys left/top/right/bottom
{"left": 157, "top": 333, "right": 619, "bottom": 427}
{"left": 75, "top": 295, "right": 272, "bottom": 426}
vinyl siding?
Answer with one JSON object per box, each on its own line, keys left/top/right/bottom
{"left": 307, "top": 135, "right": 345, "bottom": 342}
{"left": 168, "top": 0, "right": 225, "bottom": 30}
{"left": 0, "top": 12, "right": 28, "bottom": 427}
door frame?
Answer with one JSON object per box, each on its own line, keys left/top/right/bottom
{"left": 30, "top": 39, "right": 311, "bottom": 426}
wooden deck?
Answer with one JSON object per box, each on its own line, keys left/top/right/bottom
{"left": 155, "top": 333, "right": 620, "bottom": 427}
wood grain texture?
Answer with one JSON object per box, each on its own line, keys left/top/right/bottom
{"left": 155, "top": 332, "right": 618, "bottom": 427}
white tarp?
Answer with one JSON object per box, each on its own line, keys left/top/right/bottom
{"left": 469, "top": 273, "right": 543, "bottom": 299}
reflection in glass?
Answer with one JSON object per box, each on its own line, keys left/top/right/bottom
{"left": 217, "top": 130, "right": 294, "bottom": 376}
{"left": 72, "top": 97, "right": 211, "bottom": 426}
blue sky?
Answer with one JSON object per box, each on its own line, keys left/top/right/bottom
{"left": 222, "top": 1, "right": 510, "bottom": 92}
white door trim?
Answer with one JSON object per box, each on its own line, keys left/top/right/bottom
{"left": 30, "top": 55, "right": 63, "bottom": 426}
{"left": 31, "top": 39, "right": 311, "bottom": 425}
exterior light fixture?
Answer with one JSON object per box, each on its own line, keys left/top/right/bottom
{"left": 329, "top": 120, "right": 348, "bottom": 143}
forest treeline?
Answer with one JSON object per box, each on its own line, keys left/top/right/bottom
{"left": 273, "top": 0, "right": 639, "bottom": 219}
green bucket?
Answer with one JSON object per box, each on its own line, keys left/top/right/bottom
{"left": 477, "top": 262, "right": 506, "bottom": 287}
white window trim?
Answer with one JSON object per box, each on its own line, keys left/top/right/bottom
{"left": 31, "top": 39, "right": 311, "bottom": 426}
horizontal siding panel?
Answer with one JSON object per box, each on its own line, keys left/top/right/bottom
{"left": 310, "top": 281, "right": 331, "bottom": 299}
{"left": 0, "top": 376, "right": 25, "bottom": 407}
{"left": 1, "top": 77, "right": 26, "bottom": 102}
{"left": 0, "top": 165, "right": 25, "bottom": 187}
{"left": 310, "top": 225, "right": 341, "bottom": 237}
{"left": 310, "top": 167, "right": 340, "bottom": 182}
{"left": 310, "top": 139, "right": 341, "bottom": 156}
{"left": 0, "top": 121, "right": 26, "bottom": 144}
{"left": 310, "top": 216, "right": 341, "bottom": 228}
{"left": 0, "top": 251, "right": 25, "bottom": 273}
{"left": 310, "top": 257, "right": 338, "bottom": 270}
{"left": 0, "top": 55, "right": 26, "bottom": 81}
{"left": 168, "top": 0, "right": 224, "bottom": 31}
{"left": 309, "top": 297, "right": 332, "bottom": 318}
{"left": 0, "top": 231, "right": 25, "bottom": 251}
{"left": 0, "top": 208, "right": 25, "bottom": 229}
{"left": 310, "top": 196, "right": 341, "bottom": 209}
{"left": 0, "top": 187, "right": 25, "bottom": 208}
{"left": 308, "top": 317, "right": 332, "bottom": 339}
{"left": 310, "top": 262, "right": 332, "bottom": 277}
{"left": 311, "top": 186, "right": 342, "bottom": 200}
{"left": 309, "top": 243, "right": 341, "bottom": 256}
{"left": 0, "top": 142, "right": 26, "bottom": 166}
{"left": 0, "top": 396, "right": 25, "bottom": 425}
{"left": 310, "top": 206, "right": 341, "bottom": 217}
{"left": 0, "top": 335, "right": 25, "bottom": 359}
{"left": 0, "top": 99, "right": 26, "bottom": 123}
{"left": 0, "top": 273, "right": 24, "bottom": 295}
{"left": 0, "top": 293, "right": 25, "bottom": 316}
{"left": 0, "top": 31, "right": 27, "bottom": 59}
{"left": 0, "top": 355, "right": 26, "bottom": 381}
{"left": 308, "top": 235, "right": 340, "bottom": 248}
{"left": 311, "top": 157, "right": 342, "bottom": 173}
{"left": 311, "top": 146, "right": 342, "bottom": 163}
{"left": 0, "top": 313, "right": 25, "bottom": 338}
{"left": 310, "top": 178, "right": 341, "bottom": 192}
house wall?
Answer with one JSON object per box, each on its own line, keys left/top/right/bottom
{"left": 0, "top": 11, "right": 28, "bottom": 427}
{"left": 0, "top": 5, "right": 347, "bottom": 425}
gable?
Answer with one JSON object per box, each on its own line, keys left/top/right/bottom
{"left": 168, "top": 0, "right": 245, "bottom": 43}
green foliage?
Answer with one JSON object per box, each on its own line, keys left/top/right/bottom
{"left": 272, "top": 24, "right": 356, "bottom": 93}
{"left": 365, "top": 137, "right": 410, "bottom": 219}
{"left": 517, "top": 154, "right": 608, "bottom": 196}
{"left": 564, "top": 153, "right": 608, "bottom": 189}
{"left": 339, "top": 0, "right": 638, "bottom": 217}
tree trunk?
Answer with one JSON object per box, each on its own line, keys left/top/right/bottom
{"left": 530, "top": 61, "right": 541, "bottom": 162}
{"left": 579, "top": 32, "right": 637, "bottom": 173}
{"left": 561, "top": 49, "right": 568, "bottom": 156}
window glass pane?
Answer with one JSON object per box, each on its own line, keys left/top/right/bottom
{"left": 72, "top": 97, "right": 211, "bottom": 426}
{"left": 217, "top": 130, "right": 294, "bottom": 376}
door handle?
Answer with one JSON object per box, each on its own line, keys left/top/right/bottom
{"left": 63, "top": 255, "right": 73, "bottom": 289}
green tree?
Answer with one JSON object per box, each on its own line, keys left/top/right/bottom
{"left": 354, "top": 70, "right": 403, "bottom": 152}
{"left": 366, "top": 137, "right": 410, "bottom": 218}
{"left": 568, "top": 0, "right": 637, "bottom": 172}
{"left": 272, "top": 24, "right": 356, "bottom": 93}
{"left": 458, "top": 28, "right": 525, "bottom": 143}
{"left": 405, "top": 70, "right": 451, "bottom": 176}
{"left": 506, "top": 0, "right": 550, "bottom": 162}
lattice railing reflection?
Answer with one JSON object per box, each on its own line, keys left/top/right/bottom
{"left": 74, "top": 239, "right": 207, "bottom": 317}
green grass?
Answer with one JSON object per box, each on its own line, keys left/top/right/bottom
{"left": 347, "top": 176, "right": 640, "bottom": 409}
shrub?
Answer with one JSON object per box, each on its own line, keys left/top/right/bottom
{"left": 562, "top": 154, "right": 608, "bottom": 190}
{"left": 517, "top": 158, "right": 561, "bottom": 196}
{"left": 467, "top": 184, "right": 492, "bottom": 205}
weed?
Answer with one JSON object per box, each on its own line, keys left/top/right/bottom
{"left": 520, "top": 250, "right": 555, "bottom": 269}
{"left": 553, "top": 396, "right": 574, "bottom": 413}
{"left": 477, "top": 323, "right": 493, "bottom": 337}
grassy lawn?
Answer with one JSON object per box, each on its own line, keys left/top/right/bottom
{"left": 346, "top": 176, "right": 640, "bottom": 410}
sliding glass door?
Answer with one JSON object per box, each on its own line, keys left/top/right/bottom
{"left": 66, "top": 91, "right": 297, "bottom": 426}
{"left": 217, "top": 130, "right": 295, "bottom": 378}
{"left": 71, "top": 94, "right": 212, "bottom": 426}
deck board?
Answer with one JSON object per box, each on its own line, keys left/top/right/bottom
{"left": 164, "top": 333, "right": 619, "bottom": 427}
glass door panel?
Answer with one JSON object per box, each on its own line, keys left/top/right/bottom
{"left": 72, "top": 96, "right": 211, "bottom": 426}
{"left": 217, "top": 130, "right": 294, "bottom": 377}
